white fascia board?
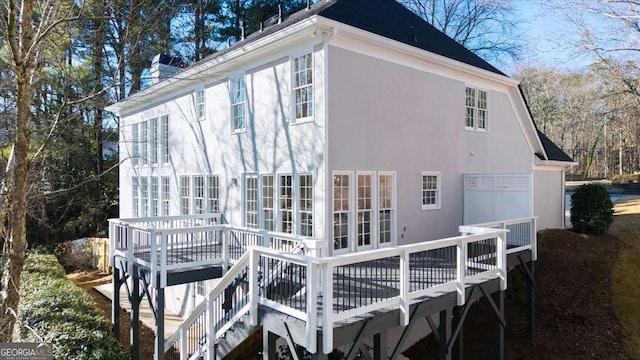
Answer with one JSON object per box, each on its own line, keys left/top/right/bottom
{"left": 534, "top": 160, "right": 578, "bottom": 170}
{"left": 105, "top": 17, "right": 321, "bottom": 117}
{"left": 316, "top": 17, "right": 519, "bottom": 88}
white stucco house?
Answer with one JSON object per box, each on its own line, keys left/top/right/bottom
{"left": 106, "top": 0, "right": 572, "bottom": 251}
{"left": 105, "top": 0, "right": 573, "bottom": 358}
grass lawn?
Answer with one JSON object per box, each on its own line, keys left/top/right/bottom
{"left": 609, "top": 197, "right": 640, "bottom": 359}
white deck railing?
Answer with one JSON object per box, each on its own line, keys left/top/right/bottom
{"left": 111, "top": 215, "right": 536, "bottom": 359}
{"left": 108, "top": 214, "right": 326, "bottom": 288}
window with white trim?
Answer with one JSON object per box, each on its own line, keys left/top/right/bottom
{"left": 140, "top": 120, "right": 148, "bottom": 165}
{"left": 299, "top": 174, "right": 313, "bottom": 236}
{"left": 230, "top": 76, "right": 245, "bottom": 132}
{"left": 193, "top": 175, "right": 205, "bottom": 214}
{"left": 150, "top": 177, "right": 159, "bottom": 216}
{"left": 140, "top": 177, "right": 149, "bottom": 217}
{"left": 207, "top": 175, "right": 219, "bottom": 213}
{"left": 292, "top": 53, "right": 313, "bottom": 121}
{"left": 245, "top": 175, "right": 258, "bottom": 228}
{"left": 378, "top": 173, "right": 394, "bottom": 245}
{"left": 357, "top": 173, "right": 373, "bottom": 248}
{"left": 132, "top": 177, "right": 139, "bottom": 217}
{"left": 150, "top": 117, "right": 158, "bottom": 165}
{"left": 196, "top": 89, "right": 205, "bottom": 121}
{"left": 132, "top": 123, "right": 139, "bottom": 167}
{"left": 180, "top": 176, "right": 190, "bottom": 215}
{"left": 422, "top": 172, "right": 441, "bottom": 210}
{"left": 196, "top": 281, "right": 205, "bottom": 296}
{"left": 333, "top": 173, "right": 350, "bottom": 251}
{"left": 161, "top": 176, "right": 170, "bottom": 216}
{"left": 160, "top": 115, "right": 169, "bottom": 165}
{"left": 465, "top": 86, "right": 488, "bottom": 131}
{"left": 279, "top": 175, "right": 293, "bottom": 233}
{"left": 262, "top": 175, "right": 275, "bottom": 231}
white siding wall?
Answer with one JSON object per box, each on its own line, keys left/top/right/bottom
{"left": 534, "top": 168, "right": 565, "bottom": 230}
{"left": 118, "top": 45, "right": 326, "bottom": 238}
{"left": 326, "top": 45, "right": 534, "bottom": 245}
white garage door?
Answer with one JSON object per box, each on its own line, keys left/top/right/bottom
{"left": 463, "top": 173, "right": 532, "bottom": 225}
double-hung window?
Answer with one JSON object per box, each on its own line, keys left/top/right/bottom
{"left": 140, "top": 120, "right": 148, "bottom": 165}
{"left": 378, "top": 173, "right": 394, "bottom": 246}
{"left": 422, "top": 172, "right": 441, "bottom": 210}
{"left": 262, "top": 175, "right": 275, "bottom": 231}
{"left": 196, "top": 89, "right": 205, "bottom": 121}
{"left": 161, "top": 176, "right": 170, "bottom": 216}
{"left": 132, "top": 123, "right": 139, "bottom": 167}
{"left": 132, "top": 177, "right": 140, "bottom": 217}
{"left": 160, "top": 115, "right": 169, "bottom": 165}
{"left": 279, "top": 175, "right": 293, "bottom": 233}
{"left": 245, "top": 176, "right": 258, "bottom": 228}
{"left": 333, "top": 173, "right": 350, "bottom": 252}
{"left": 465, "top": 86, "right": 488, "bottom": 131}
{"left": 207, "top": 175, "right": 219, "bottom": 213}
{"left": 299, "top": 174, "right": 313, "bottom": 236}
{"left": 193, "top": 175, "right": 205, "bottom": 214}
{"left": 150, "top": 118, "right": 158, "bottom": 165}
{"left": 230, "top": 76, "right": 246, "bottom": 132}
{"left": 150, "top": 177, "right": 159, "bottom": 216}
{"left": 357, "top": 173, "right": 374, "bottom": 249}
{"left": 292, "top": 53, "right": 313, "bottom": 121}
{"left": 180, "top": 176, "right": 191, "bottom": 215}
{"left": 140, "top": 177, "right": 149, "bottom": 217}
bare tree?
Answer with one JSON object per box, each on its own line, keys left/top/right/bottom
{"left": 400, "top": 0, "right": 523, "bottom": 65}
{"left": 0, "top": 0, "right": 80, "bottom": 341}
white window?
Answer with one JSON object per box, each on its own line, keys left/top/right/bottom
{"left": 196, "top": 281, "right": 205, "bottom": 296}
{"left": 196, "top": 89, "right": 205, "bottom": 121}
{"left": 140, "top": 120, "right": 148, "bottom": 165}
{"left": 160, "top": 115, "right": 169, "bottom": 165}
{"left": 333, "top": 173, "right": 350, "bottom": 252}
{"left": 193, "top": 175, "right": 205, "bottom": 214}
{"left": 357, "top": 173, "right": 374, "bottom": 249}
{"left": 230, "top": 76, "right": 246, "bottom": 132}
{"left": 279, "top": 175, "right": 293, "bottom": 233}
{"left": 292, "top": 53, "right": 313, "bottom": 121}
{"left": 465, "top": 86, "right": 488, "bottom": 131}
{"left": 150, "top": 177, "right": 159, "bottom": 216}
{"left": 299, "top": 174, "right": 313, "bottom": 236}
{"left": 132, "top": 177, "right": 140, "bottom": 217}
{"left": 180, "top": 176, "right": 190, "bottom": 215}
{"left": 161, "top": 176, "right": 170, "bottom": 216}
{"left": 140, "top": 177, "right": 149, "bottom": 217}
{"left": 207, "top": 175, "right": 219, "bottom": 213}
{"left": 262, "top": 175, "right": 275, "bottom": 231}
{"left": 150, "top": 118, "right": 158, "bottom": 165}
{"left": 378, "top": 173, "right": 394, "bottom": 246}
{"left": 132, "top": 123, "right": 139, "bottom": 167}
{"left": 422, "top": 172, "right": 441, "bottom": 210}
{"left": 245, "top": 175, "right": 258, "bottom": 228}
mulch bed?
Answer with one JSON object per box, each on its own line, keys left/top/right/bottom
{"left": 404, "top": 229, "right": 628, "bottom": 359}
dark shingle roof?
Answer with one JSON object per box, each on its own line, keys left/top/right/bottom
{"left": 537, "top": 130, "right": 574, "bottom": 162}
{"left": 194, "top": 0, "right": 505, "bottom": 76}
{"left": 316, "top": 0, "right": 505, "bottom": 76}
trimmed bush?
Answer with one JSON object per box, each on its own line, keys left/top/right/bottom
{"left": 16, "top": 254, "right": 128, "bottom": 360}
{"left": 570, "top": 183, "right": 614, "bottom": 235}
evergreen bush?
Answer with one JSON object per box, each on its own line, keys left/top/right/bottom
{"left": 17, "top": 254, "right": 128, "bottom": 360}
{"left": 570, "top": 183, "right": 614, "bottom": 235}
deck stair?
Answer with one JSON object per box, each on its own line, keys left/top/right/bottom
{"left": 109, "top": 214, "right": 537, "bottom": 360}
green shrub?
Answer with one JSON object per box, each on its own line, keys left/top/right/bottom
{"left": 16, "top": 254, "right": 128, "bottom": 360}
{"left": 570, "top": 183, "right": 614, "bottom": 235}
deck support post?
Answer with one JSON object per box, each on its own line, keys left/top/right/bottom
{"left": 492, "top": 291, "right": 505, "bottom": 360}
{"left": 130, "top": 271, "right": 140, "bottom": 360}
{"left": 263, "top": 330, "right": 278, "bottom": 360}
{"left": 526, "top": 261, "right": 535, "bottom": 339}
{"left": 112, "top": 267, "right": 122, "bottom": 340}
{"left": 452, "top": 306, "right": 464, "bottom": 360}
{"left": 373, "top": 331, "right": 387, "bottom": 360}
{"left": 438, "top": 308, "right": 451, "bottom": 360}
{"left": 156, "top": 286, "right": 165, "bottom": 360}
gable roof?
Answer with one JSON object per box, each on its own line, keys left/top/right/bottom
{"left": 537, "top": 130, "right": 574, "bottom": 162}
{"left": 316, "top": 0, "right": 505, "bottom": 76}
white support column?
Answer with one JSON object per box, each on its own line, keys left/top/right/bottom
{"left": 456, "top": 240, "right": 466, "bottom": 306}
{"left": 249, "top": 248, "right": 259, "bottom": 326}
{"left": 306, "top": 261, "right": 319, "bottom": 353}
{"left": 399, "top": 249, "right": 410, "bottom": 326}
{"left": 322, "top": 263, "right": 334, "bottom": 354}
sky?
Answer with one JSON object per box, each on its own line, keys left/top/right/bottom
{"left": 506, "top": 1, "right": 598, "bottom": 75}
